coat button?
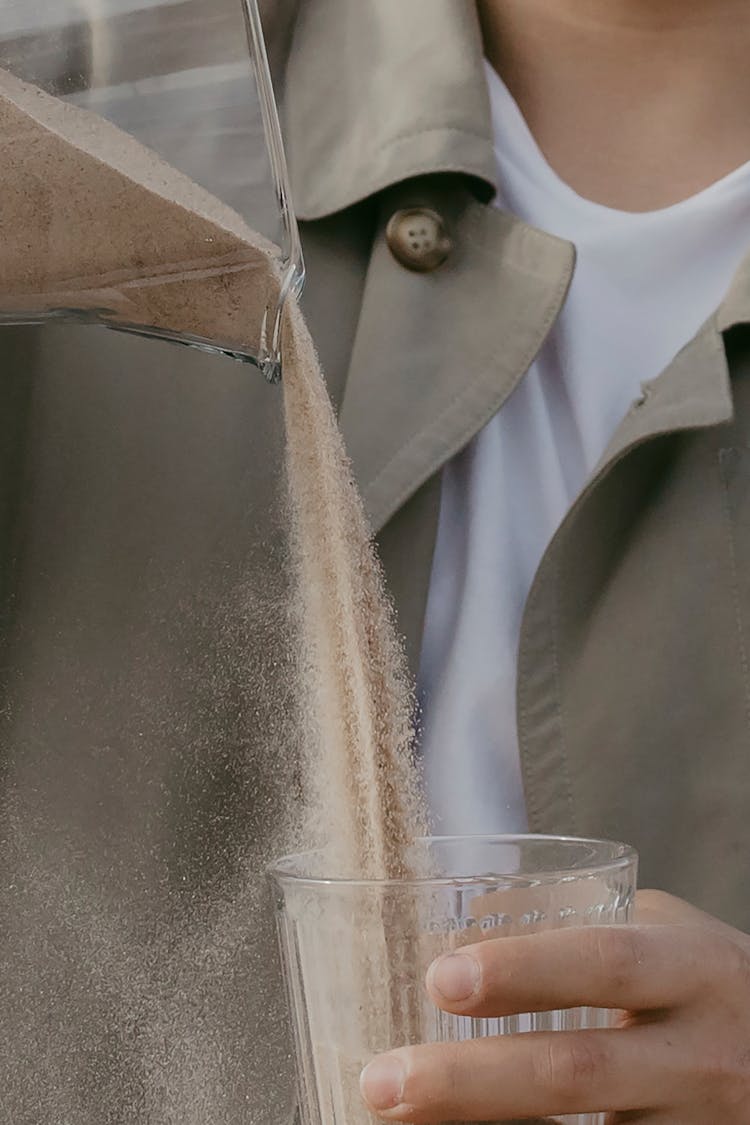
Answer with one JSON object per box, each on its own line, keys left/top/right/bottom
{"left": 386, "top": 207, "right": 452, "bottom": 272}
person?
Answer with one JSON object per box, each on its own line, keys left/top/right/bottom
{"left": 0, "top": 3, "right": 748, "bottom": 1123}
{"left": 271, "top": 0, "right": 750, "bottom": 1120}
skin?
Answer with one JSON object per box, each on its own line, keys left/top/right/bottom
{"left": 360, "top": 3, "right": 750, "bottom": 1119}
{"left": 360, "top": 893, "right": 750, "bottom": 1122}
{"left": 477, "top": 0, "right": 750, "bottom": 210}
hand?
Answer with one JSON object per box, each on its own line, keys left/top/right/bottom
{"left": 359, "top": 891, "right": 750, "bottom": 1123}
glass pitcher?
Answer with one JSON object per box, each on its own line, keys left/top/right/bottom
{"left": 0, "top": 0, "right": 303, "bottom": 383}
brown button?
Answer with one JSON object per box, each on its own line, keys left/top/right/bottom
{"left": 386, "top": 207, "right": 452, "bottom": 272}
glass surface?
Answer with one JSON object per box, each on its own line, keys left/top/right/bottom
{"left": 0, "top": 0, "right": 303, "bottom": 381}
{"left": 270, "top": 835, "right": 638, "bottom": 1125}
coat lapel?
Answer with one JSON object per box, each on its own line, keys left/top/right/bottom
{"left": 593, "top": 316, "right": 734, "bottom": 475}
{"left": 593, "top": 246, "right": 750, "bottom": 473}
{"left": 340, "top": 179, "right": 574, "bottom": 532}
{"left": 283, "top": 0, "right": 574, "bottom": 531}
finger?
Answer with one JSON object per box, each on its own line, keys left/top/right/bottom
{"left": 359, "top": 1026, "right": 667, "bottom": 1123}
{"left": 425, "top": 924, "right": 717, "bottom": 1017}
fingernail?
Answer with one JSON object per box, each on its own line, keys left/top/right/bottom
{"left": 429, "top": 952, "right": 480, "bottom": 1001}
{"left": 360, "top": 1054, "right": 405, "bottom": 1111}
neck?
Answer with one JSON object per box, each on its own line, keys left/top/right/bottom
{"left": 478, "top": 0, "right": 750, "bottom": 210}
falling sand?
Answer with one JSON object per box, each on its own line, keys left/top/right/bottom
{"left": 280, "top": 303, "right": 431, "bottom": 1123}
{"left": 281, "top": 302, "right": 428, "bottom": 881}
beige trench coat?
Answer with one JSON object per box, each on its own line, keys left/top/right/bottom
{"left": 0, "top": 2, "right": 748, "bottom": 1122}
{"left": 284, "top": 0, "right": 750, "bottom": 927}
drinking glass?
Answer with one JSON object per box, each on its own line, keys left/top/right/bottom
{"left": 270, "top": 834, "right": 638, "bottom": 1125}
{"left": 0, "top": 0, "right": 303, "bottom": 382}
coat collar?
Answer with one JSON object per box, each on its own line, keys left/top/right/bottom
{"left": 282, "top": 0, "right": 750, "bottom": 534}
{"left": 283, "top": 0, "right": 496, "bottom": 221}
{"left": 283, "top": 0, "right": 572, "bottom": 537}
{"left": 339, "top": 178, "right": 575, "bottom": 532}
{"left": 596, "top": 249, "right": 750, "bottom": 472}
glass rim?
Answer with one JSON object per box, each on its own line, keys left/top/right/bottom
{"left": 267, "top": 833, "right": 638, "bottom": 890}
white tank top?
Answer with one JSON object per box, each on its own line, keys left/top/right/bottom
{"left": 419, "top": 61, "right": 750, "bottom": 834}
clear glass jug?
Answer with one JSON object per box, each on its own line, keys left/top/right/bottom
{"left": 0, "top": 0, "right": 303, "bottom": 382}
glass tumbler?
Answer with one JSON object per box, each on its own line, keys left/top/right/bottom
{"left": 270, "top": 835, "right": 638, "bottom": 1125}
